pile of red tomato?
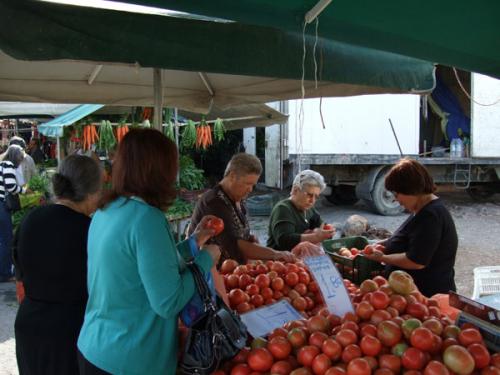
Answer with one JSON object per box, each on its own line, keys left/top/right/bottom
{"left": 213, "top": 270, "right": 499, "bottom": 375}
{"left": 220, "top": 259, "right": 324, "bottom": 316}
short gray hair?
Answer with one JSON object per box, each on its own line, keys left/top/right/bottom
{"left": 52, "top": 155, "right": 102, "bottom": 202}
{"left": 2, "top": 144, "right": 25, "bottom": 168}
{"left": 224, "top": 153, "right": 262, "bottom": 177}
{"left": 292, "top": 170, "right": 326, "bottom": 192}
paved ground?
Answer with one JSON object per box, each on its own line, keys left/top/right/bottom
{"left": 1, "top": 191, "right": 499, "bottom": 374}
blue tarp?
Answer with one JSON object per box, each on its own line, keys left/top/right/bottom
{"left": 38, "top": 104, "right": 104, "bottom": 137}
{"left": 431, "top": 78, "right": 470, "bottom": 141}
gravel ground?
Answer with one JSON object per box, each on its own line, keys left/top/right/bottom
{"left": 1, "top": 191, "right": 499, "bottom": 374}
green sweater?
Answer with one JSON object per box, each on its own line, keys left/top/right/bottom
{"left": 267, "top": 198, "right": 322, "bottom": 250}
{"left": 77, "top": 196, "right": 212, "bottom": 375}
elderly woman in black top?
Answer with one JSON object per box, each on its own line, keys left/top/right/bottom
{"left": 189, "top": 153, "right": 295, "bottom": 265}
{"left": 364, "top": 158, "right": 458, "bottom": 297}
{"left": 13, "top": 155, "right": 102, "bottom": 375}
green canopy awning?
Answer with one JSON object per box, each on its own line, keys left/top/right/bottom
{"left": 0, "top": 0, "right": 434, "bottom": 96}
{"left": 124, "top": 0, "right": 500, "bottom": 79}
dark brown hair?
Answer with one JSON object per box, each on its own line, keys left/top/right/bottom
{"left": 385, "top": 158, "right": 436, "bottom": 195}
{"left": 101, "top": 128, "right": 178, "bottom": 211}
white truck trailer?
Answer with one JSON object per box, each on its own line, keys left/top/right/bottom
{"left": 285, "top": 69, "right": 500, "bottom": 215}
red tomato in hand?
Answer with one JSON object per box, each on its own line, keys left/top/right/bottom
{"left": 206, "top": 217, "right": 224, "bottom": 235}
{"left": 323, "top": 223, "right": 333, "bottom": 230}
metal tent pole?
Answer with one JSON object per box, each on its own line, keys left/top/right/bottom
{"left": 153, "top": 68, "right": 163, "bottom": 130}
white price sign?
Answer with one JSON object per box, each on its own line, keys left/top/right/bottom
{"left": 304, "top": 255, "right": 354, "bottom": 317}
{"left": 240, "top": 300, "right": 303, "bottom": 338}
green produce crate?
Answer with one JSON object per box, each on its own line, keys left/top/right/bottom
{"left": 323, "top": 236, "right": 384, "bottom": 285}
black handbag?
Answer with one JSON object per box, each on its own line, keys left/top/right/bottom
{"left": 5, "top": 193, "right": 21, "bottom": 212}
{"left": 179, "top": 263, "right": 248, "bottom": 375}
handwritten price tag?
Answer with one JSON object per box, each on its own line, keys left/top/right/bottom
{"left": 304, "top": 255, "right": 354, "bottom": 317}
{"left": 240, "top": 300, "right": 303, "bottom": 338}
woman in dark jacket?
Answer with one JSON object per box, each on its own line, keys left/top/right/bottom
{"left": 14, "top": 155, "right": 102, "bottom": 374}
{"left": 364, "top": 158, "right": 458, "bottom": 297}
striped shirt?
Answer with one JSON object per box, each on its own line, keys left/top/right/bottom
{"left": 0, "top": 161, "right": 21, "bottom": 201}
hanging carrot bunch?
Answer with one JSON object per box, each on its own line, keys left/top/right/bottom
{"left": 82, "top": 123, "right": 99, "bottom": 150}
{"left": 115, "top": 120, "right": 129, "bottom": 144}
{"left": 195, "top": 117, "right": 213, "bottom": 149}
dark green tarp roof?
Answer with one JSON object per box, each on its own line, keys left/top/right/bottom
{"left": 124, "top": 0, "right": 500, "bottom": 79}
{"left": 0, "top": 1, "right": 434, "bottom": 92}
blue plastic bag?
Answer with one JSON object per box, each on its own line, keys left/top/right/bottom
{"left": 180, "top": 237, "right": 216, "bottom": 327}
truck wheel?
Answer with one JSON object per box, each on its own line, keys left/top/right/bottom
{"left": 370, "top": 172, "right": 405, "bottom": 216}
{"left": 466, "top": 185, "right": 496, "bottom": 201}
{"left": 325, "top": 185, "right": 358, "bottom": 205}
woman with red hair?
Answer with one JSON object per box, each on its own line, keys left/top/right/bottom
{"left": 77, "top": 129, "right": 220, "bottom": 374}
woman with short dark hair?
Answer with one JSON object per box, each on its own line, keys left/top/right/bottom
{"left": 0, "top": 145, "right": 27, "bottom": 282}
{"left": 77, "top": 129, "right": 220, "bottom": 375}
{"left": 14, "top": 154, "right": 102, "bottom": 374}
{"left": 364, "top": 158, "right": 458, "bottom": 297}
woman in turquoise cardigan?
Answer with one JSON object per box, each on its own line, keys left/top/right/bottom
{"left": 77, "top": 129, "right": 220, "bottom": 375}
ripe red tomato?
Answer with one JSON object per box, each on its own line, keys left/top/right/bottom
{"left": 270, "top": 360, "right": 293, "bottom": 375}
{"left": 307, "top": 315, "right": 330, "bottom": 333}
{"left": 309, "top": 331, "right": 328, "bottom": 348}
{"left": 356, "top": 301, "right": 375, "bottom": 320}
{"left": 261, "top": 287, "right": 273, "bottom": 300}
{"left": 323, "top": 223, "right": 333, "bottom": 230}
{"left": 423, "top": 360, "right": 450, "bottom": 375}
{"left": 360, "top": 324, "right": 377, "bottom": 337}
{"left": 294, "top": 283, "right": 308, "bottom": 296}
{"left": 285, "top": 272, "right": 300, "bottom": 287}
{"left": 245, "top": 283, "right": 260, "bottom": 296}
{"left": 341, "top": 344, "right": 362, "bottom": 363}
{"left": 347, "top": 358, "right": 371, "bottom": 375}
{"left": 374, "top": 369, "right": 395, "bottom": 375}
{"left": 389, "top": 294, "right": 408, "bottom": 313}
{"left": 255, "top": 274, "right": 271, "bottom": 289}
{"left": 231, "top": 363, "right": 252, "bottom": 375}
{"left": 335, "top": 329, "right": 358, "bottom": 347}
{"left": 360, "top": 335, "right": 382, "bottom": 356}
{"left": 298, "top": 271, "right": 311, "bottom": 284}
{"left": 341, "top": 321, "right": 360, "bottom": 335}
{"left": 297, "top": 345, "right": 321, "bottom": 367}
{"left": 220, "top": 259, "right": 239, "bottom": 274}
{"left": 272, "top": 277, "right": 285, "bottom": 291}
{"left": 491, "top": 353, "right": 500, "bottom": 368}
{"left": 322, "top": 338, "right": 342, "bottom": 361}
{"left": 232, "top": 347, "right": 250, "bottom": 364}
{"left": 312, "top": 353, "right": 333, "bottom": 375}
{"left": 410, "top": 327, "right": 435, "bottom": 352}
{"left": 247, "top": 347, "right": 274, "bottom": 372}
{"left": 406, "top": 303, "right": 429, "bottom": 320}
{"left": 250, "top": 294, "right": 264, "bottom": 307}
{"left": 370, "top": 309, "right": 392, "bottom": 325}
{"left": 402, "top": 347, "right": 427, "bottom": 371}
{"left": 206, "top": 217, "right": 224, "bottom": 235}
{"left": 422, "top": 318, "right": 443, "bottom": 336}
{"left": 325, "top": 367, "right": 347, "bottom": 375}
{"left": 269, "top": 327, "right": 288, "bottom": 340}
{"left": 226, "top": 274, "right": 240, "bottom": 289}
{"left": 377, "top": 320, "right": 402, "bottom": 347}
{"left": 468, "top": 343, "right": 491, "bottom": 369}
{"left": 287, "top": 327, "right": 308, "bottom": 349}
{"left": 443, "top": 345, "right": 475, "bottom": 375}
{"left": 481, "top": 366, "right": 500, "bottom": 375}
{"left": 238, "top": 274, "right": 253, "bottom": 289}
{"left": 370, "top": 290, "right": 390, "bottom": 309}
{"left": 292, "top": 297, "right": 308, "bottom": 311}
{"left": 458, "top": 328, "right": 483, "bottom": 347}
{"left": 270, "top": 261, "right": 287, "bottom": 275}
{"left": 268, "top": 336, "right": 292, "bottom": 360}
{"left": 379, "top": 354, "right": 401, "bottom": 373}
{"left": 229, "top": 289, "right": 249, "bottom": 307}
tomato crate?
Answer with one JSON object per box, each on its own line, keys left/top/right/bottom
{"left": 323, "top": 237, "right": 385, "bottom": 285}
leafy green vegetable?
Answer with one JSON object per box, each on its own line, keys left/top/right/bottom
{"left": 214, "top": 118, "right": 226, "bottom": 142}
{"left": 178, "top": 155, "right": 205, "bottom": 191}
{"left": 28, "top": 175, "right": 50, "bottom": 194}
{"left": 180, "top": 120, "right": 197, "bottom": 149}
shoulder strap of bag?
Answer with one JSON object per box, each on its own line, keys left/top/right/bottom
{"left": 187, "top": 263, "right": 216, "bottom": 312}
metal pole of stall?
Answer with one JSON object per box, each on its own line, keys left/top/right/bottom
{"left": 153, "top": 68, "right": 163, "bottom": 130}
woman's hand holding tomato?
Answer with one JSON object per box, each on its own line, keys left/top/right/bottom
{"left": 193, "top": 215, "right": 224, "bottom": 247}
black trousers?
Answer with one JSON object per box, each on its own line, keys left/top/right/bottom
{"left": 78, "top": 351, "right": 111, "bottom": 375}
